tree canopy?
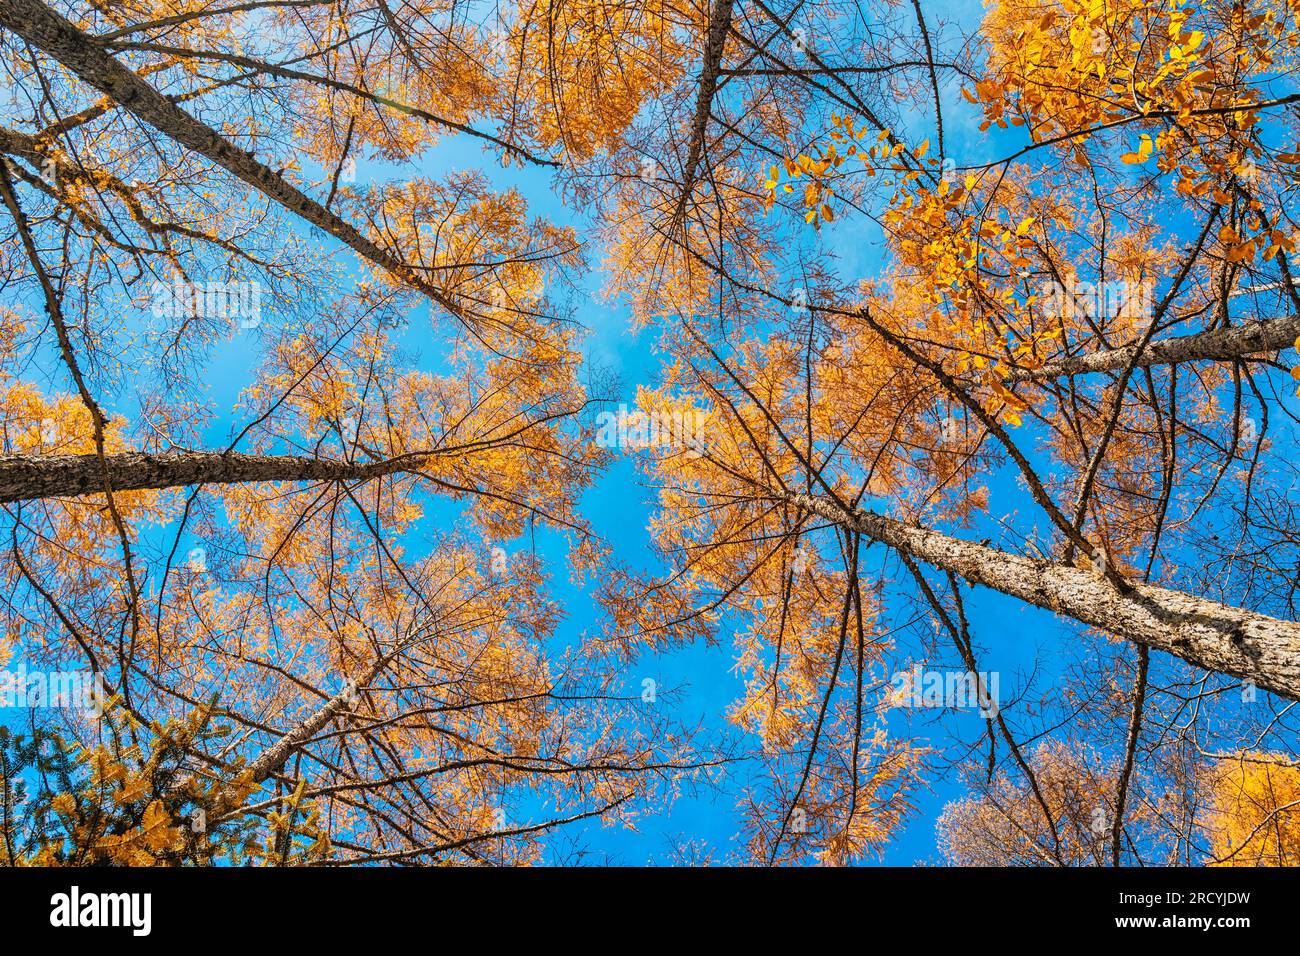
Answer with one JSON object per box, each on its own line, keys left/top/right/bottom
{"left": 1, "top": 0, "right": 1299, "bottom": 866}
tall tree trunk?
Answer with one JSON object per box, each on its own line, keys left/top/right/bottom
{"left": 209, "top": 653, "right": 392, "bottom": 820}
{"left": 672, "top": 0, "right": 735, "bottom": 227}
{"left": 1009, "top": 314, "right": 1300, "bottom": 381}
{"left": 0, "top": 451, "right": 417, "bottom": 502}
{"left": 0, "top": 0, "right": 466, "bottom": 321}
{"left": 791, "top": 493, "right": 1300, "bottom": 700}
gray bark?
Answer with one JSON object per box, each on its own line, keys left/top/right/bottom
{"left": 243, "top": 669, "right": 371, "bottom": 784}
{"left": 673, "top": 0, "right": 735, "bottom": 226}
{"left": 209, "top": 654, "right": 389, "bottom": 819}
{"left": 1009, "top": 314, "right": 1300, "bottom": 381}
{"left": 792, "top": 493, "right": 1300, "bottom": 700}
{"left": 0, "top": 451, "right": 415, "bottom": 503}
{"left": 0, "top": 0, "right": 464, "bottom": 319}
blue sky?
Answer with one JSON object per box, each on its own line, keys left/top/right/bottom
{"left": 319, "top": 102, "right": 1078, "bottom": 862}
{"left": 6, "top": 0, "right": 1298, "bottom": 865}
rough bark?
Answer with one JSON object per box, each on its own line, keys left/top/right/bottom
{"left": 792, "top": 493, "right": 1300, "bottom": 700}
{"left": 0, "top": 0, "right": 465, "bottom": 320}
{"left": 1008, "top": 314, "right": 1300, "bottom": 381}
{"left": 0, "top": 451, "right": 417, "bottom": 503}
{"left": 101, "top": 39, "right": 558, "bottom": 167}
{"left": 672, "top": 0, "right": 735, "bottom": 226}
{"left": 0, "top": 124, "right": 40, "bottom": 163}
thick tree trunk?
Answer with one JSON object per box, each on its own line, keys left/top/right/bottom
{"left": 1009, "top": 314, "right": 1300, "bottom": 381}
{"left": 0, "top": 124, "right": 40, "bottom": 163}
{"left": 0, "top": 0, "right": 463, "bottom": 319}
{"left": 0, "top": 451, "right": 415, "bottom": 502}
{"left": 792, "top": 493, "right": 1300, "bottom": 700}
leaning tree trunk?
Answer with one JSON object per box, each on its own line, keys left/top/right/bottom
{"left": 792, "top": 493, "right": 1300, "bottom": 700}
{"left": 1009, "top": 314, "right": 1300, "bottom": 381}
{"left": 672, "top": 0, "right": 735, "bottom": 226}
{"left": 0, "top": 451, "right": 419, "bottom": 502}
{"left": 0, "top": 0, "right": 465, "bottom": 321}
{"left": 207, "top": 652, "right": 393, "bottom": 821}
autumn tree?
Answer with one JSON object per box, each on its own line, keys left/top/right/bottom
{"left": 0, "top": 0, "right": 723, "bottom": 864}
{"left": 594, "top": 0, "right": 1300, "bottom": 863}
{"left": 2, "top": 0, "right": 1299, "bottom": 867}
